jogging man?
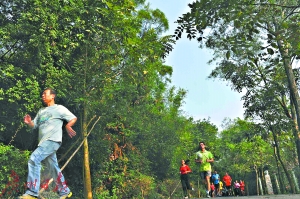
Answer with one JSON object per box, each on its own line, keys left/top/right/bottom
{"left": 212, "top": 170, "right": 220, "bottom": 196}
{"left": 195, "top": 141, "right": 214, "bottom": 198}
{"left": 222, "top": 172, "right": 233, "bottom": 196}
{"left": 19, "top": 88, "right": 77, "bottom": 199}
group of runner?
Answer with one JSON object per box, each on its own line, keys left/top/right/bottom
{"left": 211, "top": 171, "right": 246, "bottom": 197}
{"left": 180, "top": 141, "right": 246, "bottom": 198}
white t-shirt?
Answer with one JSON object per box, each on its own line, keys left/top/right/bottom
{"left": 33, "top": 104, "right": 76, "bottom": 146}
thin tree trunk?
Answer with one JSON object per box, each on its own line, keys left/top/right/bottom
{"left": 260, "top": 166, "right": 266, "bottom": 195}
{"left": 271, "top": 125, "right": 296, "bottom": 193}
{"left": 254, "top": 165, "right": 259, "bottom": 195}
{"left": 290, "top": 94, "right": 300, "bottom": 165}
{"left": 273, "top": 142, "right": 283, "bottom": 194}
{"left": 82, "top": 41, "right": 92, "bottom": 199}
{"left": 83, "top": 108, "right": 92, "bottom": 199}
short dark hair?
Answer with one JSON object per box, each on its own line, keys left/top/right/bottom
{"left": 44, "top": 88, "right": 57, "bottom": 99}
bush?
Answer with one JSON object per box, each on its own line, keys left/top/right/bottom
{"left": 0, "top": 144, "right": 30, "bottom": 197}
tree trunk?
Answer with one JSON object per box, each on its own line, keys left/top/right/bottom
{"left": 290, "top": 94, "right": 300, "bottom": 165}
{"left": 82, "top": 42, "right": 92, "bottom": 199}
{"left": 260, "top": 166, "right": 267, "bottom": 195}
{"left": 83, "top": 108, "right": 93, "bottom": 199}
{"left": 278, "top": 41, "right": 300, "bottom": 162}
{"left": 271, "top": 126, "right": 296, "bottom": 193}
{"left": 254, "top": 165, "right": 259, "bottom": 195}
{"left": 273, "top": 142, "right": 283, "bottom": 194}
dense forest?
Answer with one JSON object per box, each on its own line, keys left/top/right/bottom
{"left": 1, "top": 0, "right": 300, "bottom": 198}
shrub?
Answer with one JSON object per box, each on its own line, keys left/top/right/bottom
{"left": 0, "top": 144, "right": 30, "bottom": 197}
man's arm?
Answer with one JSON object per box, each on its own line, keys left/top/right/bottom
{"left": 65, "top": 118, "right": 77, "bottom": 138}
{"left": 207, "top": 152, "right": 214, "bottom": 163}
{"left": 195, "top": 152, "right": 203, "bottom": 163}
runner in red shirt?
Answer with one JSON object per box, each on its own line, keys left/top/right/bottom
{"left": 180, "top": 160, "right": 192, "bottom": 199}
{"left": 210, "top": 183, "right": 215, "bottom": 197}
{"left": 240, "top": 180, "right": 245, "bottom": 196}
{"left": 222, "top": 172, "right": 232, "bottom": 196}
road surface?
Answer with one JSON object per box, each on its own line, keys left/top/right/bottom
{"left": 188, "top": 195, "right": 300, "bottom": 199}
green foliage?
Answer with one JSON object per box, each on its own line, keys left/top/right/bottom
{"left": 174, "top": 3, "right": 300, "bottom": 194}
{"left": 4, "top": 0, "right": 298, "bottom": 197}
{"left": 217, "top": 119, "right": 274, "bottom": 173}
{"left": 0, "top": 144, "right": 30, "bottom": 197}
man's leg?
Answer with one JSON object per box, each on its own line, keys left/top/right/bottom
{"left": 215, "top": 186, "right": 218, "bottom": 196}
{"left": 206, "top": 176, "right": 211, "bottom": 190}
{"left": 21, "top": 140, "right": 59, "bottom": 198}
{"left": 44, "top": 144, "right": 71, "bottom": 196}
{"left": 229, "top": 186, "right": 233, "bottom": 195}
{"left": 205, "top": 174, "right": 211, "bottom": 198}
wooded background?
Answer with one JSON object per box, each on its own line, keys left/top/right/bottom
{"left": 1, "top": 0, "right": 300, "bottom": 198}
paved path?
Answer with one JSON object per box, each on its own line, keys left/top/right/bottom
{"left": 188, "top": 195, "right": 300, "bottom": 199}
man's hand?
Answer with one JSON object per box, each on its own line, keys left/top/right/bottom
{"left": 65, "top": 118, "right": 77, "bottom": 138}
{"left": 24, "top": 114, "right": 34, "bottom": 128}
{"left": 65, "top": 125, "right": 76, "bottom": 138}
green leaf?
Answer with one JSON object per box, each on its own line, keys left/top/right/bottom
{"left": 267, "top": 48, "right": 274, "bottom": 55}
{"left": 226, "top": 51, "right": 230, "bottom": 60}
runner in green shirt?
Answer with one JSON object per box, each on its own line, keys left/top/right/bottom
{"left": 195, "top": 141, "right": 214, "bottom": 198}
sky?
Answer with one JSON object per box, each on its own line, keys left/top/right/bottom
{"left": 148, "top": 0, "right": 245, "bottom": 130}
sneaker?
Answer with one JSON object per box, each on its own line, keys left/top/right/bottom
{"left": 18, "top": 194, "right": 38, "bottom": 199}
{"left": 206, "top": 191, "right": 211, "bottom": 198}
{"left": 184, "top": 197, "right": 188, "bottom": 199}
{"left": 60, "top": 192, "right": 72, "bottom": 199}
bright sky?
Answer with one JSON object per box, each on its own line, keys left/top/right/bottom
{"left": 148, "top": 0, "right": 245, "bottom": 130}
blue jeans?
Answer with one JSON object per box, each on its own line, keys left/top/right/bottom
{"left": 25, "top": 140, "right": 70, "bottom": 197}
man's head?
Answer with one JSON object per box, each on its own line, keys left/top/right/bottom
{"left": 42, "top": 88, "right": 56, "bottom": 105}
{"left": 199, "top": 141, "right": 206, "bottom": 150}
